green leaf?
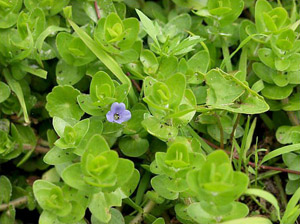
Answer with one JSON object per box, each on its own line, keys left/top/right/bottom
{"left": 282, "top": 187, "right": 300, "bottom": 224}
{"left": 91, "top": 208, "right": 125, "bottom": 224}
{"left": 276, "top": 126, "right": 300, "bottom": 144}
{"left": 35, "top": 25, "right": 69, "bottom": 52}
{"left": 68, "top": 20, "right": 136, "bottom": 104}
{"left": 90, "top": 71, "right": 115, "bottom": 105}
{"left": 115, "top": 158, "right": 135, "bottom": 187}
{"left": 56, "top": 60, "right": 85, "bottom": 85}
{"left": 165, "top": 73, "right": 186, "bottom": 109}
{"left": 19, "top": 63, "right": 48, "bottom": 79}
{"left": 151, "top": 175, "right": 179, "bottom": 200}
{"left": 0, "top": 176, "right": 12, "bottom": 204}
{"left": 142, "top": 116, "right": 178, "bottom": 141}
{"left": 120, "top": 169, "right": 140, "bottom": 197}
{"left": 44, "top": 146, "right": 77, "bottom": 165}
{"left": 140, "top": 49, "right": 159, "bottom": 75}
{"left": 33, "top": 180, "right": 72, "bottom": 217}
{"left": 0, "top": 206, "right": 16, "bottom": 224}
{"left": 135, "top": 9, "right": 160, "bottom": 47}
{"left": 206, "top": 69, "right": 244, "bottom": 105}
{"left": 261, "top": 143, "right": 300, "bottom": 164}
{"left": 0, "top": 0, "right": 22, "bottom": 29}
{"left": 77, "top": 94, "right": 105, "bottom": 116}
{"left": 46, "top": 85, "right": 84, "bottom": 120}
{"left": 205, "top": 69, "right": 269, "bottom": 114}
{"left": 258, "top": 48, "right": 275, "bottom": 69}
{"left": 261, "top": 84, "right": 293, "bottom": 100}
{"left": 152, "top": 218, "right": 165, "bottom": 224}
{"left": 252, "top": 62, "right": 274, "bottom": 84}
{"left": 56, "top": 32, "right": 96, "bottom": 66}
{"left": 0, "top": 82, "right": 11, "bottom": 103}
{"left": 89, "top": 192, "right": 122, "bottom": 223}
{"left": 119, "top": 136, "right": 149, "bottom": 157}
{"left": 282, "top": 93, "right": 300, "bottom": 111}
{"left": 61, "top": 163, "right": 98, "bottom": 192}
{"left": 3, "top": 69, "right": 29, "bottom": 123}
{"left": 58, "top": 201, "right": 85, "bottom": 223}
{"left": 244, "top": 188, "right": 280, "bottom": 221}
{"left": 220, "top": 217, "right": 272, "bottom": 224}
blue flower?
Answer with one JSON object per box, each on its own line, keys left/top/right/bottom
{"left": 106, "top": 102, "right": 131, "bottom": 124}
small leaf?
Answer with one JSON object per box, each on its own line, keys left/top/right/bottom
{"left": 119, "top": 136, "right": 149, "bottom": 157}
{"left": 135, "top": 9, "right": 160, "bottom": 47}
{"left": 261, "top": 143, "right": 300, "bottom": 164}
{"left": 0, "top": 176, "right": 12, "bottom": 204}
{"left": 0, "top": 82, "right": 11, "bottom": 103}
{"left": 46, "top": 85, "right": 84, "bottom": 120}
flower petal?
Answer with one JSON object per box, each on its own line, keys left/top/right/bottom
{"left": 119, "top": 110, "right": 131, "bottom": 123}
{"left": 110, "top": 102, "right": 126, "bottom": 114}
{"left": 106, "top": 111, "right": 115, "bottom": 122}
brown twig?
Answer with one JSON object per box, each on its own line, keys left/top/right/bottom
{"left": 94, "top": 1, "right": 101, "bottom": 19}
{"left": 202, "top": 137, "right": 300, "bottom": 175}
{"left": 0, "top": 196, "right": 28, "bottom": 212}
{"left": 23, "top": 144, "right": 50, "bottom": 154}
{"left": 21, "top": 138, "right": 50, "bottom": 154}
{"left": 127, "top": 72, "right": 142, "bottom": 92}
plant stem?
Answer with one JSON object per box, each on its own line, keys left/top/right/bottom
{"left": 202, "top": 137, "right": 300, "bottom": 175}
{"left": 22, "top": 144, "right": 50, "bottom": 154}
{"left": 250, "top": 170, "right": 281, "bottom": 184}
{"left": 127, "top": 72, "right": 141, "bottom": 92}
{"left": 221, "top": 38, "right": 233, "bottom": 72}
{"left": 250, "top": 195, "right": 269, "bottom": 214}
{"left": 230, "top": 113, "right": 241, "bottom": 144}
{"left": 0, "top": 196, "right": 28, "bottom": 211}
{"left": 259, "top": 113, "right": 275, "bottom": 130}
{"left": 286, "top": 111, "right": 300, "bottom": 126}
{"left": 129, "top": 200, "right": 156, "bottom": 224}
{"left": 282, "top": 99, "right": 300, "bottom": 126}
{"left": 274, "top": 175, "right": 287, "bottom": 208}
{"left": 94, "top": 1, "right": 101, "bottom": 19}
{"left": 214, "top": 112, "right": 224, "bottom": 149}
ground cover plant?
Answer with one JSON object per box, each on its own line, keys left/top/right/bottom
{"left": 1, "top": 0, "right": 300, "bottom": 223}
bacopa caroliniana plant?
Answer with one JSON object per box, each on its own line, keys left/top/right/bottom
{"left": 1, "top": 0, "right": 300, "bottom": 224}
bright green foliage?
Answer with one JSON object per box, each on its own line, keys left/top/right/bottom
{"left": 94, "top": 12, "right": 139, "bottom": 64}
{"left": 56, "top": 32, "right": 96, "bottom": 66}
{"left": 46, "top": 85, "right": 84, "bottom": 120}
{"left": 150, "top": 137, "right": 205, "bottom": 199}
{"left": 1, "top": 0, "right": 300, "bottom": 223}
{"left": 181, "top": 151, "right": 249, "bottom": 223}
{"left": 187, "top": 150, "right": 249, "bottom": 205}
{"left": 33, "top": 180, "right": 87, "bottom": 223}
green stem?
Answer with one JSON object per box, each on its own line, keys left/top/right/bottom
{"left": 250, "top": 170, "right": 280, "bottom": 184}
{"left": 259, "top": 113, "right": 275, "bottom": 130}
{"left": 229, "top": 113, "right": 241, "bottom": 144}
{"left": 214, "top": 112, "right": 224, "bottom": 149}
{"left": 250, "top": 195, "right": 269, "bottom": 214}
{"left": 221, "top": 38, "right": 233, "bottom": 72}
{"left": 274, "top": 175, "right": 287, "bottom": 208}
{"left": 187, "top": 125, "right": 214, "bottom": 153}
{"left": 129, "top": 200, "right": 156, "bottom": 224}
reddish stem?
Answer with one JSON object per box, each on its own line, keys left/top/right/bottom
{"left": 94, "top": 1, "right": 101, "bottom": 19}
{"left": 202, "top": 137, "right": 300, "bottom": 175}
{"left": 126, "top": 72, "right": 142, "bottom": 92}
